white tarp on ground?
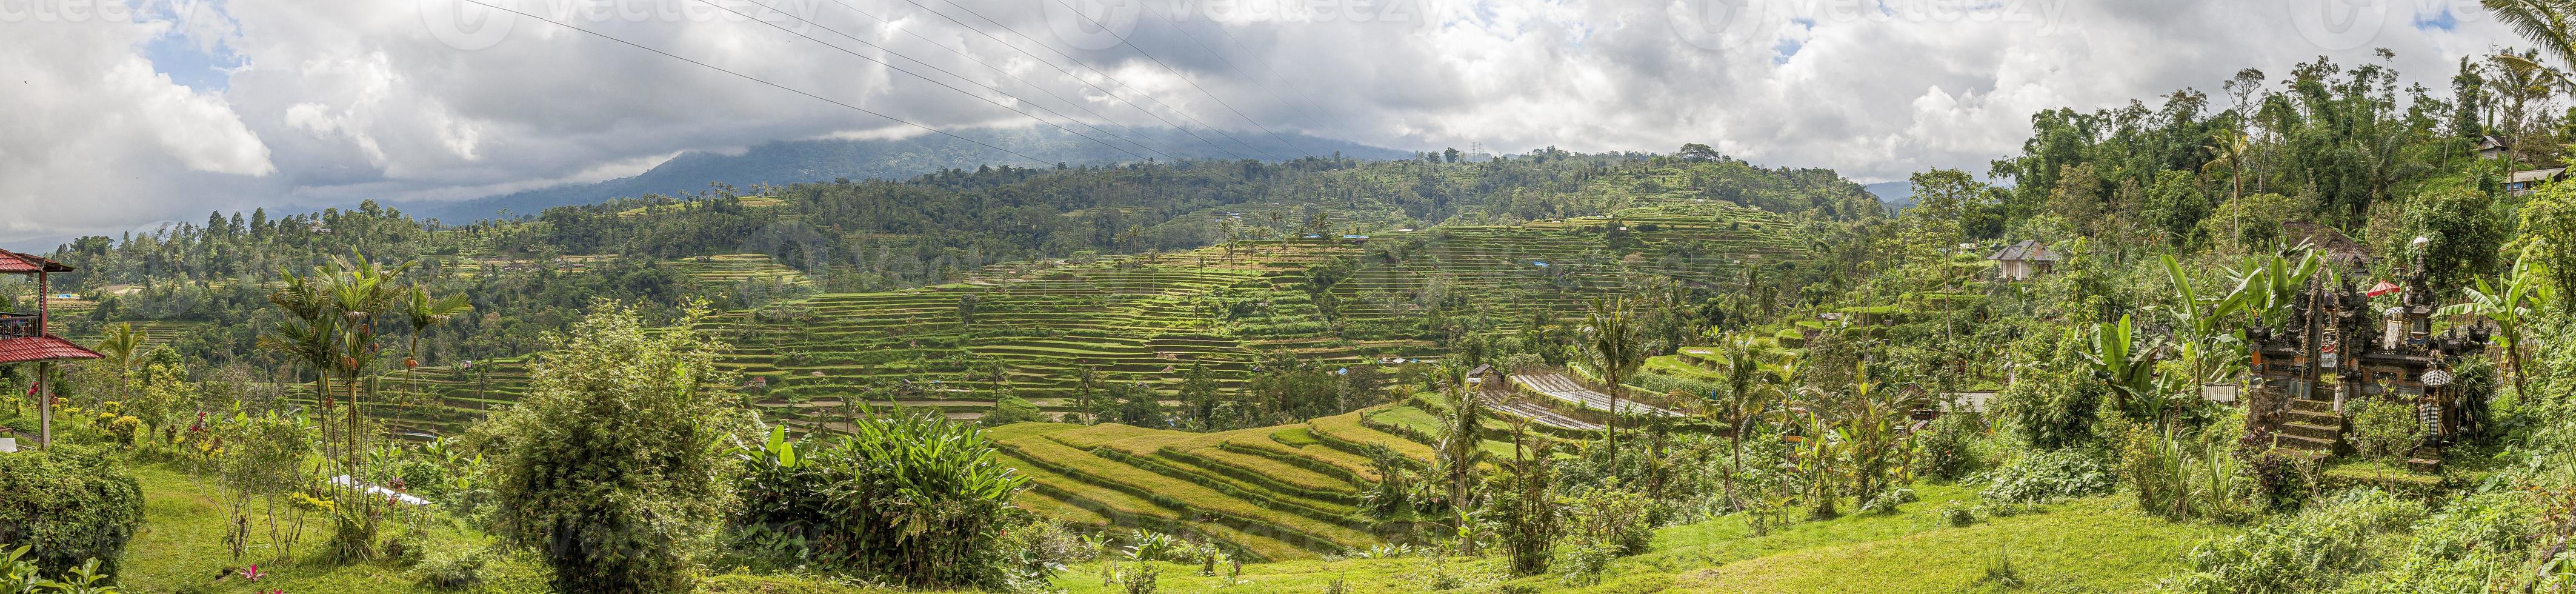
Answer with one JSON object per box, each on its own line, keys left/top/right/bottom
{"left": 1489, "top": 399, "right": 1606, "bottom": 432}
{"left": 1509, "top": 373, "right": 1685, "bottom": 418}
{"left": 330, "top": 475, "right": 433, "bottom": 506}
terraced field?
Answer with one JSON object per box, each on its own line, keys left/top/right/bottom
{"left": 983, "top": 405, "right": 1478, "bottom": 559}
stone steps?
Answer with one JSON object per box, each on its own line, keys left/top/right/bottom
{"left": 2271, "top": 398, "right": 2345, "bottom": 454}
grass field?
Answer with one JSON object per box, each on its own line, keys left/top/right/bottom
{"left": 1053, "top": 486, "right": 2232, "bottom": 593}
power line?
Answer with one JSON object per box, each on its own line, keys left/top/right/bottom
{"left": 1150, "top": 10, "right": 1336, "bottom": 146}
{"left": 691, "top": 0, "right": 1151, "bottom": 162}
{"left": 907, "top": 0, "right": 1277, "bottom": 159}
{"left": 1038, "top": 0, "right": 1314, "bottom": 159}
{"left": 453, "top": 0, "right": 1057, "bottom": 167}
{"left": 796, "top": 0, "right": 1188, "bottom": 160}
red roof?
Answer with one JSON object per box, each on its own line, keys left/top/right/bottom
{"left": 0, "top": 335, "right": 104, "bottom": 364}
{"left": 0, "top": 250, "right": 72, "bottom": 274}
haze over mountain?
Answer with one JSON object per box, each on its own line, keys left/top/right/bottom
{"left": 403, "top": 127, "right": 1415, "bottom": 223}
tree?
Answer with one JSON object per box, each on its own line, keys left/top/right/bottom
{"left": 1580, "top": 298, "right": 1646, "bottom": 456}
{"left": 2523, "top": 181, "right": 2576, "bottom": 311}
{"left": 399, "top": 287, "right": 472, "bottom": 407}
{"left": 1431, "top": 365, "right": 1488, "bottom": 522}
{"left": 1676, "top": 143, "right": 1722, "bottom": 162}
{"left": 1489, "top": 423, "right": 1557, "bottom": 576}
{"left": 2400, "top": 187, "right": 2509, "bottom": 295}
{"left": 482, "top": 304, "right": 744, "bottom": 594}
{"left": 2483, "top": 0, "right": 2576, "bottom": 70}
{"left": 1708, "top": 333, "right": 1769, "bottom": 510}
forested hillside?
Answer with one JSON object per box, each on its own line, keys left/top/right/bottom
{"left": 405, "top": 127, "right": 1417, "bottom": 223}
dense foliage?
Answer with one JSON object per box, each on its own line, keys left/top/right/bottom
{"left": 0, "top": 446, "right": 145, "bottom": 578}
{"left": 478, "top": 305, "right": 747, "bottom": 593}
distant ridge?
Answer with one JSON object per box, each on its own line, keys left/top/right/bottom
{"left": 405, "top": 127, "right": 1414, "bottom": 223}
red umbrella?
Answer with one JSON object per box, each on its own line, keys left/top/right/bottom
{"left": 2365, "top": 280, "right": 2401, "bottom": 296}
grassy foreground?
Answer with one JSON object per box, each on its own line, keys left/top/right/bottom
{"left": 118, "top": 461, "right": 2225, "bottom": 593}
{"left": 1054, "top": 484, "right": 2231, "bottom": 593}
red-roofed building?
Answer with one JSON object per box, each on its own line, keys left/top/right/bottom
{"left": 0, "top": 249, "right": 102, "bottom": 450}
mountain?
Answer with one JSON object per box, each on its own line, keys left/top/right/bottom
{"left": 404, "top": 127, "right": 1414, "bottom": 222}
{"left": 1863, "top": 180, "right": 1914, "bottom": 212}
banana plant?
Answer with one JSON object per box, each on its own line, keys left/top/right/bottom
{"left": 2161, "top": 255, "right": 2254, "bottom": 383}
{"left": 2082, "top": 315, "right": 2165, "bottom": 420}
{"left": 2438, "top": 256, "right": 2555, "bottom": 399}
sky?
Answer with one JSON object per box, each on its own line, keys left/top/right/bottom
{"left": 0, "top": 0, "right": 2532, "bottom": 244}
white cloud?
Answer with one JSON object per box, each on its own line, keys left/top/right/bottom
{"left": 0, "top": 0, "right": 2532, "bottom": 242}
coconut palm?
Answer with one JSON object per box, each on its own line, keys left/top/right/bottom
{"left": 96, "top": 322, "right": 146, "bottom": 375}
{"left": 1580, "top": 297, "right": 1646, "bottom": 455}
{"left": 2483, "top": 0, "right": 2576, "bottom": 70}
{"left": 1708, "top": 333, "right": 1768, "bottom": 510}
{"left": 1431, "top": 364, "right": 1489, "bottom": 525}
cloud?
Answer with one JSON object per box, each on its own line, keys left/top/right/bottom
{"left": 0, "top": 0, "right": 2531, "bottom": 242}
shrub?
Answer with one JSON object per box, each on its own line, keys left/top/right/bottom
{"left": 1915, "top": 413, "right": 1983, "bottom": 481}
{"left": 981, "top": 395, "right": 1046, "bottom": 427}
{"left": 479, "top": 305, "right": 744, "bottom": 594}
{"left": 1994, "top": 337, "right": 2105, "bottom": 450}
{"left": 1935, "top": 501, "right": 1975, "bottom": 527}
{"left": 1562, "top": 487, "right": 1654, "bottom": 556}
{"left": 2346, "top": 397, "right": 2426, "bottom": 460}
{"left": 2343, "top": 492, "right": 2540, "bottom": 594}
{"left": 2169, "top": 489, "right": 2426, "bottom": 593}
{"left": 408, "top": 544, "right": 490, "bottom": 591}
{"left": 991, "top": 519, "right": 1090, "bottom": 585}
{"left": 0, "top": 444, "right": 146, "bottom": 578}
{"left": 1554, "top": 540, "right": 1616, "bottom": 587}
{"left": 1980, "top": 448, "right": 2114, "bottom": 503}
{"left": 728, "top": 409, "right": 1030, "bottom": 589}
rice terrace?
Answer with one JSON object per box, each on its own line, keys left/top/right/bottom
{"left": 4, "top": 1, "right": 2576, "bottom": 593}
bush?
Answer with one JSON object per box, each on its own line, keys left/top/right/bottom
{"left": 1980, "top": 448, "right": 2114, "bottom": 503}
{"left": 1935, "top": 501, "right": 1975, "bottom": 527}
{"left": 2346, "top": 397, "right": 2426, "bottom": 460}
{"left": 1994, "top": 356, "right": 2106, "bottom": 450}
{"left": 479, "top": 305, "right": 744, "bottom": 594}
{"left": 408, "top": 544, "right": 490, "bottom": 591}
{"left": 980, "top": 394, "right": 1046, "bottom": 427}
{"left": 2169, "top": 489, "right": 2426, "bottom": 593}
{"left": 2342, "top": 491, "right": 2541, "bottom": 594}
{"left": 1561, "top": 487, "right": 1654, "bottom": 556}
{"left": 1915, "top": 413, "right": 1984, "bottom": 481}
{"left": 728, "top": 409, "right": 1030, "bottom": 589}
{"left": 0, "top": 444, "right": 146, "bottom": 578}
{"left": 1554, "top": 540, "right": 1617, "bottom": 587}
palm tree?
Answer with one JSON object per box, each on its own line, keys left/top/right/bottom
{"left": 324, "top": 255, "right": 413, "bottom": 470}
{"left": 1431, "top": 364, "right": 1489, "bottom": 528}
{"left": 1580, "top": 298, "right": 1646, "bottom": 455}
{"left": 97, "top": 322, "right": 146, "bottom": 375}
{"left": 2483, "top": 0, "right": 2576, "bottom": 70}
{"left": 259, "top": 269, "right": 340, "bottom": 456}
{"left": 1709, "top": 333, "right": 1767, "bottom": 510}
{"left": 399, "top": 287, "right": 473, "bottom": 405}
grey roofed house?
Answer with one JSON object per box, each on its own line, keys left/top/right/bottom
{"left": 2475, "top": 135, "right": 2511, "bottom": 160}
{"left": 2282, "top": 222, "right": 2373, "bottom": 268}
{"left": 2508, "top": 166, "right": 2568, "bottom": 197}
{"left": 1988, "top": 240, "right": 2061, "bottom": 281}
